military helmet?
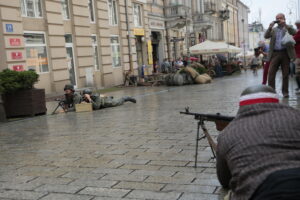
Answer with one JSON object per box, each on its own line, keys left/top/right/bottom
{"left": 64, "top": 84, "right": 74, "bottom": 91}
{"left": 82, "top": 88, "right": 92, "bottom": 95}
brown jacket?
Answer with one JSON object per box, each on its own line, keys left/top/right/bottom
{"left": 264, "top": 25, "right": 297, "bottom": 61}
{"left": 217, "top": 103, "right": 300, "bottom": 200}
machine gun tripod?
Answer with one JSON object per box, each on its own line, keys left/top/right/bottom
{"left": 51, "top": 99, "right": 67, "bottom": 115}
{"left": 180, "top": 107, "right": 234, "bottom": 168}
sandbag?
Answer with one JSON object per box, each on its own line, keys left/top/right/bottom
{"left": 194, "top": 75, "right": 207, "bottom": 84}
{"left": 165, "top": 73, "right": 184, "bottom": 86}
{"left": 184, "top": 66, "right": 199, "bottom": 79}
{"left": 202, "top": 73, "right": 212, "bottom": 83}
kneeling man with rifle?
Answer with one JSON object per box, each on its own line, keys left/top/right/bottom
{"left": 217, "top": 85, "right": 300, "bottom": 200}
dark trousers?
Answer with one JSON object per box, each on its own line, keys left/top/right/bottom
{"left": 262, "top": 61, "right": 270, "bottom": 85}
{"left": 268, "top": 51, "right": 290, "bottom": 95}
{"left": 251, "top": 168, "right": 300, "bottom": 200}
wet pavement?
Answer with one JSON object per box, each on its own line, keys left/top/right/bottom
{"left": 0, "top": 69, "right": 299, "bottom": 200}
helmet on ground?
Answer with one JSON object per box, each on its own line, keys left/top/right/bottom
{"left": 64, "top": 84, "right": 74, "bottom": 91}
{"left": 82, "top": 88, "right": 92, "bottom": 95}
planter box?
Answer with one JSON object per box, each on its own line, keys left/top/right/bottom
{"left": 75, "top": 103, "right": 93, "bottom": 113}
{"left": 2, "top": 89, "right": 47, "bottom": 118}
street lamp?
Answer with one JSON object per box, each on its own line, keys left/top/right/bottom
{"left": 241, "top": 19, "right": 246, "bottom": 69}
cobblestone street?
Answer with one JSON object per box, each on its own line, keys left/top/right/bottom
{"left": 0, "top": 70, "right": 299, "bottom": 200}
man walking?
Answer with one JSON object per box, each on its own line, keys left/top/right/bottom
{"left": 293, "top": 19, "right": 300, "bottom": 93}
{"left": 265, "top": 13, "right": 296, "bottom": 98}
{"left": 217, "top": 85, "right": 300, "bottom": 200}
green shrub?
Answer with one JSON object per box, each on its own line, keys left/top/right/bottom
{"left": 194, "top": 67, "right": 207, "bottom": 75}
{"left": 0, "top": 69, "right": 39, "bottom": 94}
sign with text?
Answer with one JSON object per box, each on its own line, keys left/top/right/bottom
{"left": 12, "top": 65, "right": 24, "bottom": 71}
{"left": 5, "top": 24, "right": 13, "bottom": 32}
{"left": 133, "top": 28, "right": 145, "bottom": 36}
{"left": 147, "top": 40, "right": 153, "bottom": 65}
{"left": 11, "top": 52, "right": 23, "bottom": 60}
{"left": 9, "top": 38, "right": 21, "bottom": 46}
{"left": 149, "top": 20, "right": 165, "bottom": 29}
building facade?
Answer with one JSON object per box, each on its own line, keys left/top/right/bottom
{"left": 237, "top": 0, "right": 249, "bottom": 50}
{"left": 0, "top": 0, "right": 248, "bottom": 95}
{"left": 248, "top": 21, "right": 265, "bottom": 51}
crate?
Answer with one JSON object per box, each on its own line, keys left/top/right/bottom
{"left": 75, "top": 103, "right": 93, "bottom": 112}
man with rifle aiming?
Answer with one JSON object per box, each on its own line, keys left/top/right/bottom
{"left": 217, "top": 85, "right": 300, "bottom": 200}
{"left": 60, "top": 84, "right": 82, "bottom": 112}
{"left": 81, "top": 88, "right": 136, "bottom": 110}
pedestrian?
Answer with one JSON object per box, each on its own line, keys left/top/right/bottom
{"left": 217, "top": 85, "right": 300, "bottom": 200}
{"left": 264, "top": 13, "right": 297, "bottom": 98}
{"left": 62, "top": 84, "right": 82, "bottom": 112}
{"left": 82, "top": 89, "right": 136, "bottom": 110}
{"left": 293, "top": 19, "right": 300, "bottom": 93}
{"left": 250, "top": 48, "right": 260, "bottom": 75}
{"left": 161, "top": 58, "right": 171, "bottom": 74}
{"left": 258, "top": 41, "right": 270, "bottom": 84}
{"left": 213, "top": 55, "right": 223, "bottom": 77}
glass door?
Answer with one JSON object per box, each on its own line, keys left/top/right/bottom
{"left": 65, "top": 34, "right": 77, "bottom": 86}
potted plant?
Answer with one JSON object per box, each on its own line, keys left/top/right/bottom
{"left": 0, "top": 69, "right": 47, "bottom": 118}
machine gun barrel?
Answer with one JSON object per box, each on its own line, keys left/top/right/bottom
{"left": 180, "top": 111, "right": 234, "bottom": 122}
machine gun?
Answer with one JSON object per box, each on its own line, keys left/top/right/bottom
{"left": 51, "top": 98, "right": 67, "bottom": 115}
{"left": 180, "top": 107, "right": 234, "bottom": 167}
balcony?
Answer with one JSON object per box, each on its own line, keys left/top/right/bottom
{"left": 193, "top": 14, "right": 214, "bottom": 31}
{"left": 165, "top": 4, "right": 190, "bottom": 18}
{"left": 204, "top": 2, "right": 217, "bottom": 14}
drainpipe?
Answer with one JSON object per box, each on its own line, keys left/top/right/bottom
{"left": 163, "top": 0, "right": 171, "bottom": 60}
{"left": 125, "top": 0, "right": 134, "bottom": 73}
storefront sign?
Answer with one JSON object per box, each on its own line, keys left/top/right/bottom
{"left": 11, "top": 52, "right": 23, "bottom": 60}
{"left": 148, "top": 40, "right": 153, "bottom": 65}
{"left": 12, "top": 65, "right": 24, "bottom": 71}
{"left": 5, "top": 24, "right": 13, "bottom": 32}
{"left": 133, "top": 28, "right": 145, "bottom": 36}
{"left": 149, "top": 20, "right": 165, "bottom": 30}
{"left": 9, "top": 38, "right": 21, "bottom": 46}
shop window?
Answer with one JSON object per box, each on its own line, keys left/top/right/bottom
{"left": 88, "top": 0, "right": 95, "bottom": 23}
{"left": 92, "top": 35, "right": 100, "bottom": 70}
{"left": 21, "top": 0, "right": 43, "bottom": 18}
{"left": 110, "top": 36, "right": 121, "bottom": 67}
{"left": 108, "top": 0, "right": 118, "bottom": 26}
{"left": 61, "top": 0, "right": 70, "bottom": 20}
{"left": 24, "top": 32, "right": 49, "bottom": 73}
{"left": 133, "top": 3, "right": 143, "bottom": 27}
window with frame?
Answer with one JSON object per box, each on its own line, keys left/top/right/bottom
{"left": 88, "top": 0, "right": 95, "bottom": 23}
{"left": 92, "top": 35, "right": 100, "bottom": 70}
{"left": 133, "top": 3, "right": 143, "bottom": 27}
{"left": 61, "top": 0, "right": 70, "bottom": 20}
{"left": 110, "top": 36, "right": 121, "bottom": 67}
{"left": 24, "top": 33, "right": 49, "bottom": 73}
{"left": 108, "top": 0, "right": 118, "bottom": 26}
{"left": 20, "top": 0, "right": 43, "bottom": 18}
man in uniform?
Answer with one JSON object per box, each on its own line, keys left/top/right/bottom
{"left": 217, "top": 85, "right": 300, "bottom": 200}
{"left": 82, "top": 89, "right": 136, "bottom": 110}
{"left": 63, "top": 84, "right": 82, "bottom": 112}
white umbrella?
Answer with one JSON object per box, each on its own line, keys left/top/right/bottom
{"left": 236, "top": 50, "right": 254, "bottom": 58}
{"left": 188, "top": 40, "right": 242, "bottom": 54}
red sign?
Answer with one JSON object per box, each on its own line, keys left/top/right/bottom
{"left": 12, "top": 65, "right": 24, "bottom": 71}
{"left": 9, "top": 38, "right": 21, "bottom": 46}
{"left": 11, "top": 52, "right": 23, "bottom": 59}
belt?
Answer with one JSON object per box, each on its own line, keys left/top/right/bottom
{"left": 273, "top": 49, "right": 286, "bottom": 52}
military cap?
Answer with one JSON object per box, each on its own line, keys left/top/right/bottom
{"left": 82, "top": 88, "right": 92, "bottom": 95}
{"left": 64, "top": 84, "right": 74, "bottom": 91}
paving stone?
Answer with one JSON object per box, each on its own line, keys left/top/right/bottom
{"left": 91, "top": 168, "right": 134, "bottom": 175}
{"left": 126, "top": 190, "right": 182, "bottom": 200}
{"left": 148, "top": 160, "right": 189, "bottom": 167}
{"left": 0, "top": 190, "right": 47, "bottom": 200}
{"left": 69, "top": 179, "right": 118, "bottom": 188}
{"left": 0, "top": 182, "right": 42, "bottom": 190}
{"left": 28, "top": 177, "right": 74, "bottom": 185}
{"left": 162, "top": 184, "right": 216, "bottom": 193}
{"left": 39, "top": 193, "right": 93, "bottom": 200}
{"left": 113, "top": 181, "right": 165, "bottom": 191}
{"left": 145, "top": 175, "right": 194, "bottom": 184}
{"left": 179, "top": 193, "right": 219, "bottom": 200}
{"left": 101, "top": 174, "right": 148, "bottom": 182}
{"left": 130, "top": 169, "right": 175, "bottom": 177}
{"left": 79, "top": 187, "right": 131, "bottom": 197}
{"left": 119, "top": 164, "right": 162, "bottom": 171}
{"left": 35, "top": 184, "right": 84, "bottom": 193}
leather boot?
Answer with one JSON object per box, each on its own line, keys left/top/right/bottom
{"left": 124, "top": 96, "right": 136, "bottom": 103}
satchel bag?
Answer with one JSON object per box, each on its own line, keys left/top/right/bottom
{"left": 281, "top": 32, "right": 296, "bottom": 47}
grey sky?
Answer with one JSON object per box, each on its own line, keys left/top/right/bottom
{"left": 241, "top": 0, "right": 298, "bottom": 28}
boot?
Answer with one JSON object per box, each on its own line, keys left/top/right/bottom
{"left": 124, "top": 96, "right": 136, "bottom": 103}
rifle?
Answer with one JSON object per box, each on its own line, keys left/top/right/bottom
{"left": 51, "top": 98, "right": 67, "bottom": 115}
{"left": 180, "top": 107, "right": 234, "bottom": 168}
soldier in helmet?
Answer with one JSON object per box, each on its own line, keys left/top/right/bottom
{"left": 82, "top": 88, "right": 136, "bottom": 110}
{"left": 63, "top": 84, "right": 82, "bottom": 111}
